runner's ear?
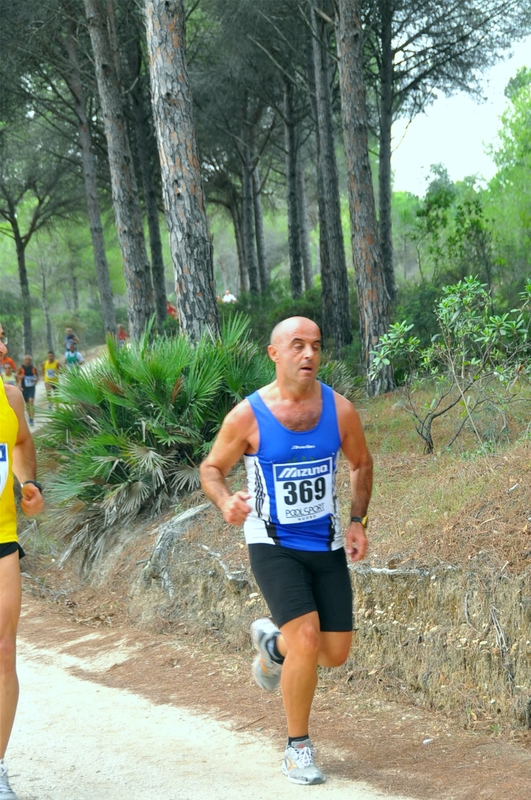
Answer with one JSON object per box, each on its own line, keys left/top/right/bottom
{"left": 267, "top": 344, "right": 279, "bottom": 363}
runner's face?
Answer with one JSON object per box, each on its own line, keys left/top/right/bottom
{"left": 269, "top": 319, "right": 321, "bottom": 385}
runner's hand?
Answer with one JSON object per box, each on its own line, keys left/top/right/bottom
{"left": 21, "top": 482, "right": 44, "bottom": 516}
{"left": 221, "top": 491, "right": 251, "bottom": 525}
{"left": 345, "top": 522, "right": 368, "bottom": 562}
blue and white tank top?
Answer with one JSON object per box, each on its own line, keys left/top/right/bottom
{"left": 243, "top": 382, "right": 342, "bottom": 552}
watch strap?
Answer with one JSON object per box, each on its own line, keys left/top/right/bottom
{"left": 22, "top": 479, "right": 43, "bottom": 493}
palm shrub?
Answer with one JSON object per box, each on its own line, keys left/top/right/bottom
{"left": 42, "top": 314, "right": 274, "bottom": 571}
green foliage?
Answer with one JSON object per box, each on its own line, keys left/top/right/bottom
{"left": 408, "top": 167, "right": 499, "bottom": 290}
{"left": 394, "top": 280, "right": 442, "bottom": 349}
{"left": 43, "top": 314, "right": 271, "bottom": 572}
{"left": 370, "top": 276, "right": 531, "bottom": 453}
{"left": 486, "top": 67, "right": 531, "bottom": 298}
{"left": 0, "top": 292, "right": 23, "bottom": 360}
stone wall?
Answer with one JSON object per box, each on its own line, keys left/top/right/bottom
{"left": 128, "top": 505, "right": 531, "bottom": 727}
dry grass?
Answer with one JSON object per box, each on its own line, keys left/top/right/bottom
{"left": 353, "top": 390, "right": 531, "bottom": 575}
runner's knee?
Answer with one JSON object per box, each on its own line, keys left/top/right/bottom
{"left": 288, "top": 621, "right": 321, "bottom": 659}
{"left": 0, "top": 635, "right": 16, "bottom": 674}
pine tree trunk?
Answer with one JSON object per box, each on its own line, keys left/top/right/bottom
{"left": 241, "top": 157, "right": 260, "bottom": 293}
{"left": 306, "top": 25, "right": 333, "bottom": 335}
{"left": 73, "top": 275, "right": 79, "bottom": 311}
{"left": 336, "top": 0, "right": 393, "bottom": 395}
{"left": 378, "top": 0, "right": 397, "bottom": 303}
{"left": 13, "top": 223, "right": 32, "bottom": 354}
{"left": 84, "top": 0, "right": 154, "bottom": 341}
{"left": 311, "top": 8, "right": 352, "bottom": 349}
{"left": 284, "top": 80, "right": 303, "bottom": 299}
{"left": 252, "top": 164, "right": 268, "bottom": 291}
{"left": 127, "top": 33, "right": 167, "bottom": 332}
{"left": 241, "top": 103, "right": 260, "bottom": 295}
{"left": 230, "top": 200, "right": 248, "bottom": 294}
{"left": 41, "top": 269, "right": 54, "bottom": 352}
{"left": 64, "top": 17, "right": 116, "bottom": 335}
{"left": 298, "top": 162, "right": 313, "bottom": 291}
{"left": 144, "top": 0, "right": 220, "bottom": 338}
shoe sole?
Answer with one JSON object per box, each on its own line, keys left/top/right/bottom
{"left": 250, "top": 618, "right": 278, "bottom": 652}
{"left": 282, "top": 764, "right": 326, "bottom": 785}
{"left": 252, "top": 654, "right": 281, "bottom": 692}
{"left": 250, "top": 619, "right": 282, "bottom": 692}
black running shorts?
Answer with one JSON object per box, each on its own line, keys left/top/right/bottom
{"left": 0, "top": 542, "right": 25, "bottom": 559}
{"left": 21, "top": 386, "right": 35, "bottom": 402}
{"left": 248, "top": 544, "right": 353, "bottom": 631}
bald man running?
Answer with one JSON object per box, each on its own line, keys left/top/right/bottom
{"left": 200, "top": 316, "right": 373, "bottom": 784}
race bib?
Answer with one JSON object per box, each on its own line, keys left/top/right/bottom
{"left": 46, "top": 368, "right": 56, "bottom": 379}
{"left": 273, "top": 457, "right": 333, "bottom": 525}
{"left": 0, "top": 444, "right": 8, "bottom": 497}
{"left": 24, "top": 375, "right": 36, "bottom": 387}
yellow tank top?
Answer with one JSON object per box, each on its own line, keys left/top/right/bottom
{"left": 0, "top": 380, "right": 19, "bottom": 544}
{"left": 44, "top": 359, "right": 60, "bottom": 383}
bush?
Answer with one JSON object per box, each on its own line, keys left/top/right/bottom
{"left": 42, "top": 314, "right": 270, "bottom": 569}
{"left": 371, "top": 276, "right": 531, "bottom": 453}
{"left": 394, "top": 280, "right": 443, "bottom": 349}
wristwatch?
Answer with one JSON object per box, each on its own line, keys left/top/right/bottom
{"left": 350, "top": 515, "right": 368, "bottom": 528}
{"left": 22, "top": 480, "right": 43, "bottom": 494}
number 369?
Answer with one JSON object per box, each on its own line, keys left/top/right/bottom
{"left": 283, "top": 477, "right": 326, "bottom": 505}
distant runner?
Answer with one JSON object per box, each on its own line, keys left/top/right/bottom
{"left": 42, "top": 351, "right": 61, "bottom": 407}
{"left": 16, "top": 356, "right": 38, "bottom": 427}
{"left": 63, "top": 327, "right": 79, "bottom": 350}
{"left": 221, "top": 289, "right": 237, "bottom": 303}
{"left": 117, "top": 324, "right": 128, "bottom": 349}
{"left": 0, "top": 321, "right": 44, "bottom": 800}
{"left": 1, "top": 364, "right": 17, "bottom": 388}
{"left": 200, "top": 317, "right": 373, "bottom": 785}
{"left": 64, "top": 341, "right": 84, "bottom": 369}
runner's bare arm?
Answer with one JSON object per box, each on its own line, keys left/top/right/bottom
{"left": 335, "top": 394, "right": 373, "bottom": 562}
{"left": 5, "top": 384, "right": 44, "bottom": 516}
{"left": 199, "top": 401, "right": 255, "bottom": 525}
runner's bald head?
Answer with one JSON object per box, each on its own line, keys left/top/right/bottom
{"left": 270, "top": 317, "right": 321, "bottom": 347}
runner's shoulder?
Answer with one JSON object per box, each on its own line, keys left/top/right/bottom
{"left": 4, "top": 383, "right": 24, "bottom": 409}
{"left": 332, "top": 389, "right": 359, "bottom": 418}
{"left": 224, "top": 397, "right": 256, "bottom": 433}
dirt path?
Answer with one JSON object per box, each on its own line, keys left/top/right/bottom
{"left": 11, "top": 603, "right": 414, "bottom": 800}
{"left": 9, "top": 594, "right": 531, "bottom": 800}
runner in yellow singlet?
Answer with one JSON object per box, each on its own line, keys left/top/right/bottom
{"left": 42, "top": 351, "right": 61, "bottom": 408}
{"left": 0, "top": 323, "right": 43, "bottom": 800}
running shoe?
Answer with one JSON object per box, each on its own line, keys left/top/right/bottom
{"left": 0, "top": 763, "right": 18, "bottom": 799}
{"left": 250, "top": 617, "right": 282, "bottom": 692}
{"left": 282, "top": 738, "right": 326, "bottom": 785}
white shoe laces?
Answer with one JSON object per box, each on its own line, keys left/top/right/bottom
{"left": 290, "top": 745, "right": 314, "bottom": 768}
